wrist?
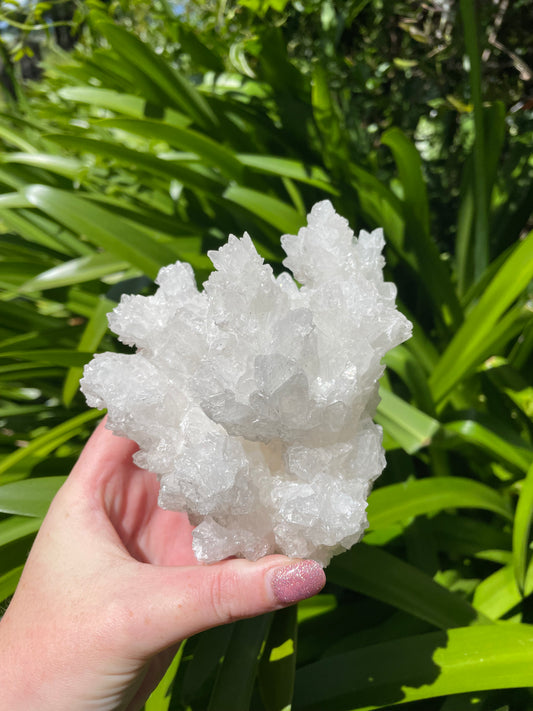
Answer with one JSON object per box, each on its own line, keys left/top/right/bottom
{"left": 0, "top": 609, "right": 45, "bottom": 710}
{"left": 0, "top": 603, "right": 86, "bottom": 711}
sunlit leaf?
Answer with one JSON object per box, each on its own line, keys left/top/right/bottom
{"left": 375, "top": 388, "right": 440, "bottom": 454}
{"left": 0, "top": 515, "right": 42, "bottom": 546}
{"left": 431, "top": 229, "right": 533, "bottom": 402}
{"left": 0, "top": 409, "right": 101, "bottom": 480}
{"left": 368, "top": 476, "right": 512, "bottom": 531}
{"left": 513, "top": 462, "right": 533, "bottom": 593}
{"left": 293, "top": 624, "right": 533, "bottom": 710}
{"left": 0, "top": 476, "right": 66, "bottom": 517}
{"left": 58, "top": 86, "right": 191, "bottom": 127}
{"left": 62, "top": 296, "right": 114, "bottom": 405}
{"left": 223, "top": 184, "right": 305, "bottom": 234}
{"left": 20, "top": 253, "right": 130, "bottom": 292}
{"left": 24, "top": 185, "right": 177, "bottom": 278}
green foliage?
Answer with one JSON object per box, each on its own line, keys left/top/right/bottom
{"left": 0, "top": 1, "right": 532, "bottom": 709}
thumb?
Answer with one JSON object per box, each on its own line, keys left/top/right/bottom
{"left": 130, "top": 556, "right": 325, "bottom": 653}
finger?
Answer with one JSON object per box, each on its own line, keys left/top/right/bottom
{"left": 124, "top": 556, "right": 326, "bottom": 654}
{"left": 74, "top": 417, "right": 139, "bottom": 478}
{"left": 57, "top": 418, "right": 140, "bottom": 509}
{"left": 50, "top": 417, "right": 143, "bottom": 537}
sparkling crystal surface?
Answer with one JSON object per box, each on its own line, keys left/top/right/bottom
{"left": 81, "top": 200, "right": 412, "bottom": 566}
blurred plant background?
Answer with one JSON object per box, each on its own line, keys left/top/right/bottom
{"left": 0, "top": 0, "right": 532, "bottom": 708}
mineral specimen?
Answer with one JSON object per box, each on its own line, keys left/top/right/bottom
{"left": 81, "top": 200, "right": 412, "bottom": 566}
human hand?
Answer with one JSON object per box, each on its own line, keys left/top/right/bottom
{"left": 0, "top": 419, "right": 326, "bottom": 711}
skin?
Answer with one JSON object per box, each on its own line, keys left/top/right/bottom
{"left": 0, "top": 420, "right": 325, "bottom": 710}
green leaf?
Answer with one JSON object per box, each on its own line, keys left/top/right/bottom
{"left": 459, "top": 0, "right": 489, "bottom": 280}
{"left": 382, "top": 128, "right": 461, "bottom": 329}
{"left": 473, "top": 559, "right": 533, "bottom": 620}
{"left": 367, "top": 477, "right": 512, "bottom": 531}
{"left": 145, "top": 646, "right": 184, "bottom": 711}
{"left": 375, "top": 387, "right": 440, "bottom": 454}
{"left": 0, "top": 123, "right": 38, "bottom": 153}
{"left": 46, "top": 134, "right": 225, "bottom": 194}
{"left": 19, "top": 253, "right": 130, "bottom": 292}
{"left": 240, "top": 0, "right": 290, "bottom": 14}
{"left": 23, "top": 185, "right": 177, "bottom": 279}
{"left": 0, "top": 409, "right": 101, "bottom": 480}
{"left": 0, "top": 476, "right": 66, "bottom": 517}
{"left": 0, "top": 365, "right": 63, "bottom": 382}
{"left": 222, "top": 184, "right": 305, "bottom": 234}
{"left": 382, "top": 345, "right": 435, "bottom": 413}
{"left": 0, "top": 350, "right": 94, "bottom": 367}
{"left": 0, "top": 208, "right": 89, "bottom": 256}
{"left": 456, "top": 102, "right": 506, "bottom": 295}
{"left": 1, "top": 152, "right": 86, "bottom": 179}
{"left": 327, "top": 544, "right": 489, "bottom": 629}
{"left": 483, "top": 357, "right": 533, "bottom": 419}
{"left": 208, "top": 613, "right": 272, "bottom": 711}
{"left": 259, "top": 606, "right": 298, "bottom": 711}
{"left": 476, "top": 301, "right": 533, "bottom": 366}
{"left": 0, "top": 565, "right": 24, "bottom": 603}
{"left": 0, "top": 261, "right": 44, "bottom": 290}
{"left": 312, "top": 63, "right": 345, "bottom": 171}
{"left": 293, "top": 624, "right": 533, "bottom": 710}
{"left": 444, "top": 420, "right": 533, "bottom": 474}
{"left": 57, "top": 86, "right": 191, "bottom": 127}
{"left": 169, "top": 626, "right": 234, "bottom": 709}
{"left": 176, "top": 23, "right": 225, "bottom": 73}
{"left": 430, "top": 229, "right": 533, "bottom": 403}
{"left": 238, "top": 154, "right": 337, "bottom": 193}
{"left": 345, "top": 0, "right": 373, "bottom": 25}
{"left": 0, "top": 515, "right": 42, "bottom": 546}
{"left": 62, "top": 297, "right": 114, "bottom": 406}
{"left": 513, "top": 462, "right": 533, "bottom": 593}
{"left": 0, "top": 192, "right": 33, "bottom": 209}
{"left": 455, "top": 158, "right": 475, "bottom": 297}
{"left": 348, "top": 165, "right": 405, "bottom": 262}
{"left": 96, "top": 21, "right": 217, "bottom": 130}
{"left": 297, "top": 594, "right": 337, "bottom": 623}
{"left": 0, "top": 299, "right": 61, "bottom": 333}
{"left": 431, "top": 513, "right": 510, "bottom": 560}
{"left": 381, "top": 128, "right": 430, "bottom": 237}
{"left": 98, "top": 118, "right": 243, "bottom": 181}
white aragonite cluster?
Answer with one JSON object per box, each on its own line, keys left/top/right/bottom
{"left": 81, "top": 200, "right": 412, "bottom": 567}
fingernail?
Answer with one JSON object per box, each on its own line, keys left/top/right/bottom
{"left": 269, "top": 560, "right": 326, "bottom": 605}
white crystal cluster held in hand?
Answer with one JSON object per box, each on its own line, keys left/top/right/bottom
{"left": 81, "top": 200, "right": 412, "bottom": 566}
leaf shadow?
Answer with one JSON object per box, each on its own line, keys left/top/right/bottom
{"left": 292, "top": 628, "right": 447, "bottom": 711}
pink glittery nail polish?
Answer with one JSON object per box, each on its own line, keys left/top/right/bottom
{"left": 270, "top": 560, "right": 326, "bottom": 605}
